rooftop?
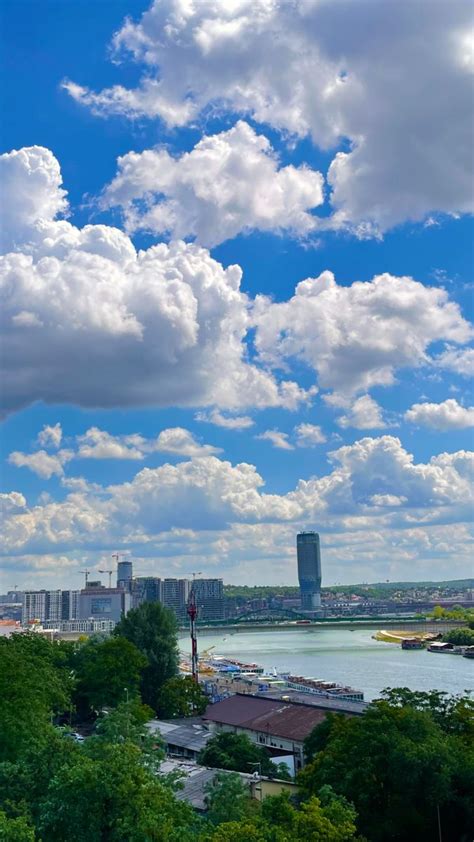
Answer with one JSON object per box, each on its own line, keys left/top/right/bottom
{"left": 147, "top": 718, "right": 212, "bottom": 754}
{"left": 203, "top": 693, "right": 332, "bottom": 742}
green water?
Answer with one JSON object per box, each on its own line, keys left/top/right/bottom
{"left": 179, "top": 626, "right": 473, "bottom": 701}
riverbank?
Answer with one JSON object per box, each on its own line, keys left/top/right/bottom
{"left": 178, "top": 625, "right": 473, "bottom": 700}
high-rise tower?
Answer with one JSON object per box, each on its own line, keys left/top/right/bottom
{"left": 116, "top": 559, "right": 133, "bottom": 592}
{"left": 297, "top": 531, "right": 321, "bottom": 610}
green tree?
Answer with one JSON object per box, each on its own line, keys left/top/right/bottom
{"left": 38, "top": 742, "right": 198, "bottom": 842}
{"left": 73, "top": 636, "right": 147, "bottom": 713}
{"left": 199, "top": 732, "right": 290, "bottom": 780}
{"left": 157, "top": 676, "right": 208, "bottom": 718}
{"left": 0, "top": 635, "right": 72, "bottom": 762}
{"left": 0, "top": 811, "right": 35, "bottom": 841}
{"left": 379, "top": 688, "right": 474, "bottom": 739}
{"left": 299, "top": 700, "right": 474, "bottom": 842}
{"left": 204, "top": 772, "right": 256, "bottom": 826}
{"left": 114, "top": 602, "right": 179, "bottom": 709}
{"left": 442, "top": 627, "right": 474, "bottom": 645}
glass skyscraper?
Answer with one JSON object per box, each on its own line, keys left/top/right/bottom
{"left": 297, "top": 531, "right": 322, "bottom": 610}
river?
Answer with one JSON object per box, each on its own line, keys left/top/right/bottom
{"left": 178, "top": 626, "right": 473, "bottom": 701}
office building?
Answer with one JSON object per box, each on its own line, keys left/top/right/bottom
{"left": 162, "top": 578, "right": 190, "bottom": 622}
{"left": 132, "top": 577, "right": 162, "bottom": 609}
{"left": 192, "top": 578, "right": 224, "bottom": 622}
{"left": 117, "top": 559, "right": 133, "bottom": 592}
{"left": 297, "top": 532, "right": 322, "bottom": 610}
{"left": 22, "top": 590, "right": 80, "bottom": 625}
{"left": 79, "top": 585, "right": 131, "bottom": 623}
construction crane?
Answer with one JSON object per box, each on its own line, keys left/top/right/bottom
{"left": 99, "top": 569, "right": 113, "bottom": 588}
{"left": 79, "top": 570, "right": 90, "bottom": 588}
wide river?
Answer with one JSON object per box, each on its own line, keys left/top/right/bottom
{"left": 179, "top": 626, "right": 473, "bottom": 701}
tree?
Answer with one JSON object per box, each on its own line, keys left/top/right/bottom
{"left": 157, "top": 676, "right": 208, "bottom": 718}
{"left": 299, "top": 699, "right": 474, "bottom": 842}
{"left": 0, "top": 811, "right": 35, "bottom": 842}
{"left": 199, "top": 732, "right": 291, "bottom": 780}
{"left": 114, "top": 603, "right": 179, "bottom": 709}
{"left": 0, "top": 635, "right": 72, "bottom": 762}
{"left": 442, "top": 627, "right": 474, "bottom": 646}
{"left": 37, "top": 742, "right": 198, "bottom": 842}
{"left": 379, "top": 688, "right": 474, "bottom": 739}
{"left": 204, "top": 772, "right": 256, "bottom": 826}
{"left": 73, "top": 636, "right": 147, "bottom": 713}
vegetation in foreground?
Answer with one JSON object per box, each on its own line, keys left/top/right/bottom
{"left": 0, "top": 603, "right": 472, "bottom": 841}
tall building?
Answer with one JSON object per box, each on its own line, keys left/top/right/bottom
{"left": 297, "top": 532, "right": 322, "bottom": 610}
{"left": 162, "top": 578, "right": 190, "bottom": 622}
{"left": 79, "top": 585, "right": 131, "bottom": 623}
{"left": 192, "top": 578, "right": 224, "bottom": 622}
{"left": 21, "top": 590, "right": 80, "bottom": 625}
{"left": 132, "top": 577, "right": 162, "bottom": 609}
{"left": 116, "top": 559, "right": 133, "bottom": 592}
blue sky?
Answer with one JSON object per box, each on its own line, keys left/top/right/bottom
{"left": 1, "top": 0, "right": 473, "bottom": 590}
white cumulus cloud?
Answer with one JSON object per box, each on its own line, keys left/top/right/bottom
{"left": 37, "top": 423, "right": 63, "bottom": 449}
{"left": 65, "top": 0, "right": 474, "bottom": 234}
{"left": 256, "top": 429, "right": 294, "bottom": 451}
{"left": 294, "top": 423, "right": 326, "bottom": 447}
{"left": 254, "top": 271, "right": 472, "bottom": 399}
{"left": 0, "top": 145, "right": 311, "bottom": 416}
{"left": 337, "top": 395, "right": 386, "bottom": 430}
{"left": 102, "top": 121, "right": 324, "bottom": 247}
{"left": 405, "top": 399, "right": 474, "bottom": 431}
{"left": 195, "top": 409, "right": 254, "bottom": 430}
{"left": 8, "top": 449, "right": 73, "bottom": 479}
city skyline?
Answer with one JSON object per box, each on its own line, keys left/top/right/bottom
{"left": 1, "top": 1, "right": 473, "bottom": 591}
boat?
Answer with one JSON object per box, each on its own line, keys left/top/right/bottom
{"left": 462, "top": 647, "right": 474, "bottom": 659}
{"left": 286, "top": 674, "right": 364, "bottom": 702}
{"left": 427, "top": 642, "right": 455, "bottom": 653}
{"left": 401, "top": 638, "right": 425, "bottom": 650}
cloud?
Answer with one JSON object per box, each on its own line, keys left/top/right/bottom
{"left": 195, "top": 409, "right": 254, "bottom": 430}
{"left": 0, "top": 146, "right": 68, "bottom": 252}
{"left": 405, "top": 399, "right": 474, "bottom": 431}
{"left": 37, "top": 423, "right": 63, "bottom": 449}
{"left": 433, "top": 346, "right": 474, "bottom": 377}
{"left": 65, "top": 0, "right": 474, "bottom": 233}
{"left": 2, "top": 439, "right": 472, "bottom": 570}
{"left": 254, "top": 271, "right": 472, "bottom": 399}
{"left": 256, "top": 429, "right": 294, "bottom": 450}
{"left": 0, "top": 145, "right": 311, "bottom": 416}
{"left": 337, "top": 395, "right": 386, "bottom": 429}
{"left": 77, "top": 428, "right": 145, "bottom": 460}
{"left": 153, "top": 427, "right": 221, "bottom": 456}
{"left": 294, "top": 423, "right": 326, "bottom": 447}
{"left": 102, "top": 121, "right": 324, "bottom": 247}
{"left": 8, "top": 449, "right": 73, "bottom": 479}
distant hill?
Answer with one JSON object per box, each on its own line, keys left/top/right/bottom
{"left": 224, "top": 579, "right": 473, "bottom": 601}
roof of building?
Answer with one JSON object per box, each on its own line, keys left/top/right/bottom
{"left": 203, "top": 693, "right": 329, "bottom": 742}
{"left": 256, "top": 689, "right": 368, "bottom": 714}
{"left": 147, "top": 719, "right": 212, "bottom": 753}
{"left": 158, "top": 759, "right": 254, "bottom": 810}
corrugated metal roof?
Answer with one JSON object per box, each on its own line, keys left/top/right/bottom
{"left": 147, "top": 719, "right": 212, "bottom": 752}
{"left": 203, "top": 694, "right": 329, "bottom": 741}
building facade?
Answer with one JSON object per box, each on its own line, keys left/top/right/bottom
{"left": 132, "top": 576, "right": 162, "bottom": 609}
{"left": 79, "top": 585, "right": 131, "bottom": 623}
{"left": 192, "top": 578, "right": 225, "bottom": 622}
{"left": 162, "top": 578, "right": 190, "bottom": 622}
{"left": 116, "top": 559, "right": 133, "bottom": 592}
{"left": 297, "top": 532, "right": 322, "bottom": 610}
{"left": 22, "top": 590, "right": 80, "bottom": 625}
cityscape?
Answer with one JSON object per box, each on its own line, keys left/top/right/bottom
{"left": 1, "top": 1, "right": 473, "bottom": 840}
{"left": 1, "top": 532, "right": 472, "bottom": 634}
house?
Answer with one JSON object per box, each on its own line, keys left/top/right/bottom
{"left": 147, "top": 718, "right": 212, "bottom": 761}
{"left": 202, "top": 693, "right": 346, "bottom": 772}
{"left": 158, "top": 758, "right": 298, "bottom": 811}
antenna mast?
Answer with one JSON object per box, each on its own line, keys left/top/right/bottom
{"left": 187, "top": 574, "right": 200, "bottom": 683}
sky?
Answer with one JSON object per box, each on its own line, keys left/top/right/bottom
{"left": 0, "top": 0, "right": 473, "bottom": 591}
